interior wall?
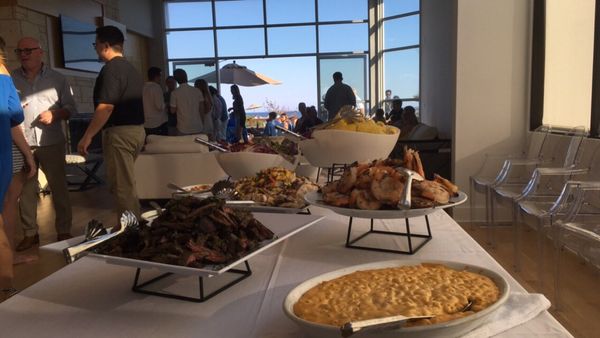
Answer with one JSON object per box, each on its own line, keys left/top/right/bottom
{"left": 453, "top": 0, "right": 533, "bottom": 221}
{"left": 420, "top": 0, "right": 457, "bottom": 139}
{"left": 543, "top": 0, "right": 595, "bottom": 128}
{"left": 0, "top": 0, "right": 163, "bottom": 114}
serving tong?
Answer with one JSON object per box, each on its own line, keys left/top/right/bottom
{"left": 340, "top": 300, "right": 474, "bottom": 337}
{"left": 275, "top": 125, "right": 306, "bottom": 140}
{"left": 395, "top": 167, "right": 425, "bottom": 210}
{"left": 194, "top": 137, "right": 229, "bottom": 152}
{"left": 63, "top": 211, "right": 138, "bottom": 263}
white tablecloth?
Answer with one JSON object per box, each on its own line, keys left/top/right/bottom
{"left": 0, "top": 208, "right": 572, "bottom": 338}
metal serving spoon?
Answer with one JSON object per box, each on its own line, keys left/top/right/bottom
{"left": 275, "top": 125, "right": 307, "bottom": 140}
{"left": 340, "top": 300, "right": 474, "bottom": 337}
{"left": 396, "top": 167, "right": 425, "bottom": 210}
{"left": 167, "top": 182, "right": 188, "bottom": 193}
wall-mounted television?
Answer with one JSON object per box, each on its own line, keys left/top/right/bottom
{"left": 60, "top": 15, "right": 103, "bottom": 73}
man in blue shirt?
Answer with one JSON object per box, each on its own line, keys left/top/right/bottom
{"left": 263, "top": 111, "right": 278, "bottom": 136}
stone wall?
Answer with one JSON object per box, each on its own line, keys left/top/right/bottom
{"left": 0, "top": 0, "right": 150, "bottom": 114}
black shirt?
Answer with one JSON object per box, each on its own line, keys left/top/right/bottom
{"left": 94, "top": 56, "right": 144, "bottom": 126}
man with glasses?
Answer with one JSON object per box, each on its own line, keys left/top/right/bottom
{"left": 11, "top": 37, "right": 76, "bottom": 250}
{"left": 78, "top": 26, "right": 145, "bottom": 219}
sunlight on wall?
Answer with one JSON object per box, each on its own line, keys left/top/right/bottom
{"left": 543, "top": 0, "right": 595, "bottom": 129}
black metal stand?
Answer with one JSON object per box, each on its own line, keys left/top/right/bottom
{"left": 345, "top": 215, "right": 432, "bottom": 255}
{"left": 131, "top": 261, "right": 252, "bottom": 302}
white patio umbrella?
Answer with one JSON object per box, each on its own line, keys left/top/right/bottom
{"left": 193, "top": 61, "right": 282, "bottom": 87}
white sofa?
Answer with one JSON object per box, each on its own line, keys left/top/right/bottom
{"left": 134, "top": 134, "right": 227, "bottom": 199}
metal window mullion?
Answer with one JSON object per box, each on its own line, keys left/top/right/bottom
{"left": 211, "top": 0, "right": 220, "bottom": 88}
{"left": 381, "top": 44, "right": 420, "bottom": 53}
{"left": 263, "top": 0, "right": 268, "bottom": 55}
{"left": 315, "top": 0, "right": 321, "bottom": 114}
{"left": 381, "top": 11, "right": 420, "bottom": 22}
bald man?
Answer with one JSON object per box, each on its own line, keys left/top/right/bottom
{"left": 11, "top": 37, "right": 77, "bottom": 249}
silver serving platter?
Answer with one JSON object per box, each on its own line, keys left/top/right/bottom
{"left": 304, "top": 191, "right": 468, "bottom": 219}
{"left": 87, "top": 213, "right": 324, "bottom": 277}
{"left": 283, "top": 259, "right": 510, "bottom": 338}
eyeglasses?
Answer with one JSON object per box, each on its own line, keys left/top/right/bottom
{"left": 92, "top": 43, "right": 96, "bottom": 47}
{"left": 14, "top": 47, "right": 40, "bottom": 55}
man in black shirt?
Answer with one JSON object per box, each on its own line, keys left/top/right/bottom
{"left": 78, "top": 25, "right": 145, "bottom": 219}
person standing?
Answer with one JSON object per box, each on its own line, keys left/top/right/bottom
{"left": 143, "top": 66, "right": 167, "bottom": 136}
{"left": 78, "top": 26, "right": 145, "bottom": 219}
{"left": 323, "top": 71, "right": 356, "bottom": 121}
{"left": 383, "top": 89, "right": 393, "bottom": 116}
{"left": 170, "top": 69, "right": 204, "bottom": 135}
{"left": 11, "top": 37, "right": 76, "bottom": 250}
{"left": 193, "top": 79, "right": 214, "bottom": 139}
{"left": 164, "top": 76, "right": 178, "bottom": 135}
{"left": 230, "top": 84, "right": 248, "bottom": 143}
{"left": 209, "top": 86, "right": 227, "bottom": 141}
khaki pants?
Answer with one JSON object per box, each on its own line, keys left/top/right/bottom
{"left": 102, "top": 125, "right": 145, "bottom": 219}
{"left": 20, "top": 143, "right": 72, "bottom": 236}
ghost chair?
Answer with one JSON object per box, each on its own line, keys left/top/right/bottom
{"left": 553, "top": 182, "right": 600, "bottom": 310}
{"left": 488, "top": 127, "right": 587, "bottom": 248}
{"left": 469, "top": 125, "right": 552, "bottom": 238}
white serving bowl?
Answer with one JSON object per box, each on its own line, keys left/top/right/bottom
{"left": 283, "top": 260, "right": 510, "bottom": 338}
{"left": 299, "top": 128, "right": 400, "bottom": 167}
{"left": 215, "top": 152, "right": 296, "bottom": 180}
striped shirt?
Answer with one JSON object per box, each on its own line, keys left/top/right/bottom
{"left": 12, "top": 142, "right": 24, "bottom": 173}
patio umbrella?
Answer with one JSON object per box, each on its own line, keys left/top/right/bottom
{"left": 194, "top": 62, "right": 282, "bottom": 87}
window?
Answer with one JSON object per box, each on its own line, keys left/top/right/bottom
{"left": 383, "top": 0, "right": 419, "bottom": 17}
{"left": 166, "top": 30, "right": 214, "bottom": 59}
{"left": 383, "top": 15, "right": 419, "bottom": 50}
{"left": 319, "top": 23, "right": 368, "bottom": 53}
{"left": 266, "top": 0, "right": 315, "bottom": 24}
{"left": 318, "top": 0, "right": 367, "bottom": 22}
{"left": 165, "top": 2, "right": 213, "bottom": 29}
{"left": 383, "top": 48, "right": 419, "bottom": 100}
{"left": 268, "top": 26, "right": 316, "bottom": 55}
{"left": 215, "top": 0, "right": 263, "bottom": 27}
{"left": 217, "top": 28, "right": 265, "bottom": 57}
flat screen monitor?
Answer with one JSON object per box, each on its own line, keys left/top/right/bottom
{"left": 60, "top": 15, "right": 103, "bottom": 73}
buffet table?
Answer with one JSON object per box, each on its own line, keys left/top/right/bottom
{"left": 0, "top": 208, "right": 571, "bottom": 338}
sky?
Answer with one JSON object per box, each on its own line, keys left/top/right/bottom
{"left": 164, "top": 0, "right": 420, "bottom": 112}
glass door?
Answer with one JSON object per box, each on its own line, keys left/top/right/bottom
{"left": 318, "top": 54, "right": 368, "bottom": 120}
{"left": 170, "top": 60, "right": 219, "bottom": 87}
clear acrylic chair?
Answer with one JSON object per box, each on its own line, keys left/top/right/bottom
{"left": 488, "top": 127, "right": 587, "bottom": 247}
{"left": 553, "top": 182, "right": 600, "bottom": 310}
{"left": 514, "top": 138, "right": 600, "bottom": 282}
{"left": 469, "top": 125, "right": 552, "bottom": 237}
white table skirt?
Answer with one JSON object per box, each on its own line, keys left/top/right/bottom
{"left": 0, "top": 208, "right": 572, "bottom": 338}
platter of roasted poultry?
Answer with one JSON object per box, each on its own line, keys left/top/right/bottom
{"left": 86, "top": 196, "right": 323, "bottom": 276}
{"left": 304, "top": 149, "right": 467, "bottom": 219}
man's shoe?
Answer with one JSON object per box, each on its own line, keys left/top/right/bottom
{"left": 15, "top": 234, "right": 40, "bottom": 251}
{"left": 57, "top": 233, "right": 73, "bottom": 241}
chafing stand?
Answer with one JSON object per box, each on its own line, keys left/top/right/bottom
{"left": 131, "top": 261, "right": 252, "bottom": 303}
{"left": 345, "top": 215, "right": 432, "bottom": 255}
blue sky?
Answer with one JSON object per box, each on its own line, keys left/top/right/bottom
{"left": 164, "top": 0, "right": 419, "bottom": 112}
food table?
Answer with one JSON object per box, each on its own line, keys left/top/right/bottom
{"left": 0, "top": 208, "right": 571, "bottom": 338}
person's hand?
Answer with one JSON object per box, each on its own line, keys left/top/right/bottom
{"left": 38, "top": 110, "right": 54, "bottom": 125}
{"left": 78, "top": 136, "right": 91, "bottom": 156}
{"left": 23, "top": 155, "right": 37, "bottom": 178}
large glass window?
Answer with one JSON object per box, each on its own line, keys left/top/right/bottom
{"left": 384, "top": 15, "right": 419, "bottom": 49}
{"left": 383, "top": 48, "right": 419, "bottom": 100}
{"left": 318, "top": 0, "right": 368, "bottom": 22}
{"left": 217, "top": 28, "right": 265, "bottom": 57}
{"left": 165, "top": 1, "right": 213, "bottom": 29}
{"left": 266, "top": 0, "right": 315, "bottom": 24}
{"left": 268, "top": 26, "right": 316, "bottom": 55}
{"left": 319, "top": 23, "right": 368, "bottom": 53}
{"left": 215, "top": 0, "right": 263, "bottom": 27}
{"left": 166, "top": 30, "right": 214, "bottom": 59}
{"left": 383, "top": 0, "right": 420, "bottom": 18}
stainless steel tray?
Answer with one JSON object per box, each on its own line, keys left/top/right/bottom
{"left": 170, "top": 191, "right": 310, "bottom": 214}
{"left": 304, "top": 191, "right": 468, "bottom": 219}
{"left": 87, "top": 213, "right": 324, "bottom": 277}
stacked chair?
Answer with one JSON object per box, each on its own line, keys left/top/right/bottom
{"left": 470, "top": 125, "right": 552, "bottom": 243}
{"left": 552, "top": 182, "right": 600, "bottom": 310}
